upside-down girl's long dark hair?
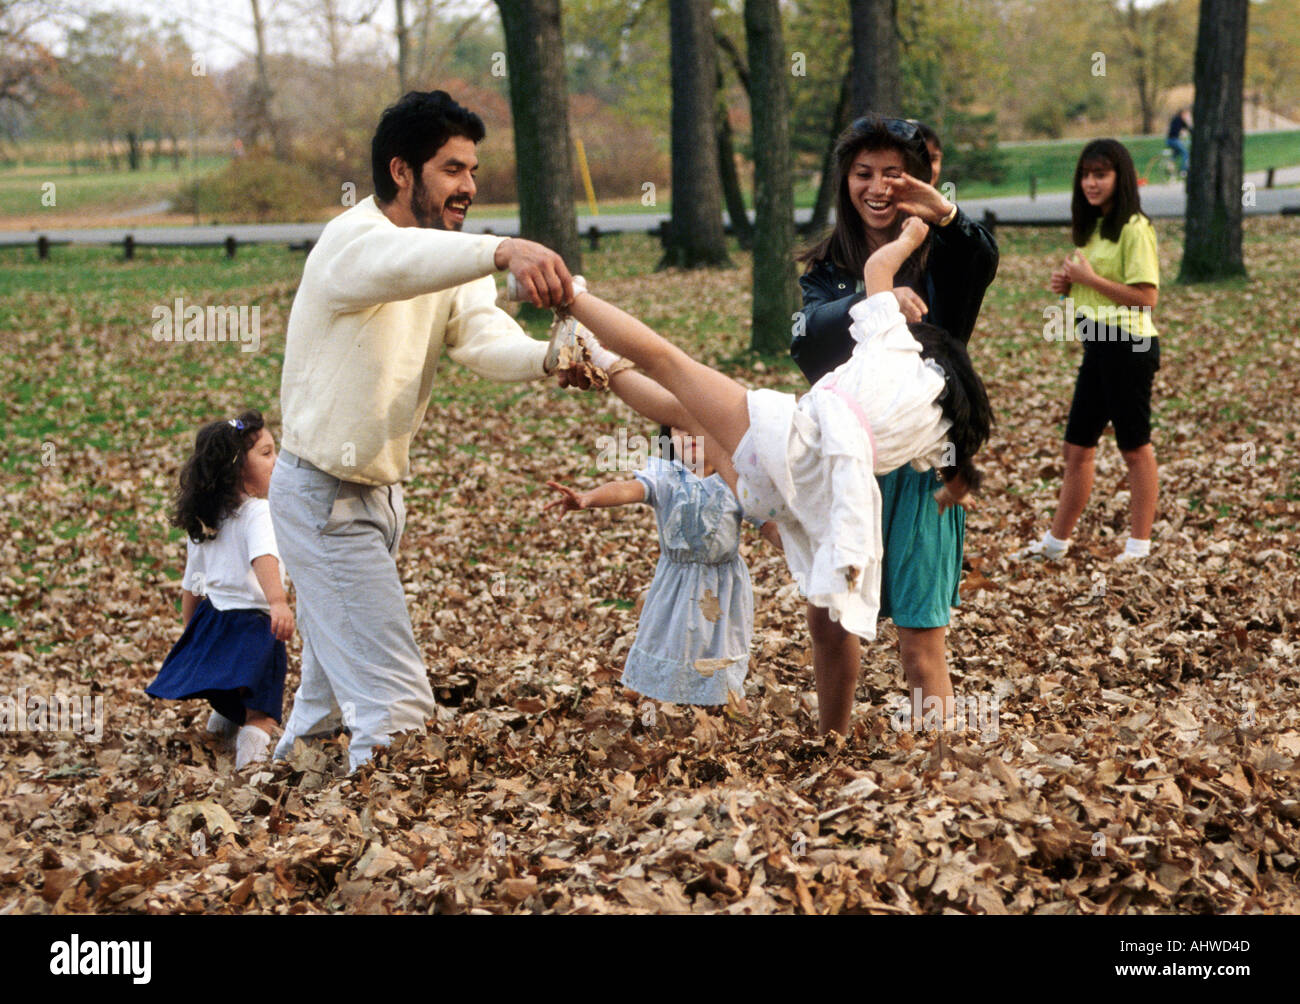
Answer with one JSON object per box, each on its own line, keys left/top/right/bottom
{"left": 798, "top": 115, "right": 935, "bottom": 282}
{"left": 172, "top": 410, "right": 265, "bottom": 542}
{"left": 908, "top": 322, "right": 994, "bottom": 490}
{"left": 1071, "top": 138, "right": 1147, "bottom": 246}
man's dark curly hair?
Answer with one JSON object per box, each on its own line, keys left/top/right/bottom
{"left": 371, "top": 90, "right": 486, "bottom": 203}
{"left": 172, "top": 410, "right": 265, "bottom": 543}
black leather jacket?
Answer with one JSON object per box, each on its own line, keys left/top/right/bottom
{"left": 791, "top": 208, "right": 999, "bottom": 385}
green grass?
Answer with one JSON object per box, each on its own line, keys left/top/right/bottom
{"left": 0, "top": 156, "right": 227, "bottom": 217}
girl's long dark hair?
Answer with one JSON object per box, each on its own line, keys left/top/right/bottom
{"left": 172, "top": 410, "right": 265, "bottom": 542}
{"left": 909, "top": 322, "right": 994, "bottom": 490}
{"left": 798, "top": 115, "right": 934, "bottom": 282}
{"left": 1071, "top": 138, "right": 1146, "bottom": 246}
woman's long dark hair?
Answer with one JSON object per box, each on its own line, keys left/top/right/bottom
{"left": 172, "top": 410, "right": 265, "bottom": 542}
{"left": 909, "top": 322, "right": 994, "bottom": 491}
{"left": 798, "top": 115, "right": 934, "bottom": 282}
{"left": 1071, "top": 138, "right": 1146, "bottom": 246}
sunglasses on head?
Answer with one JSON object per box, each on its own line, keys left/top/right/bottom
{"left": 850, "top": 116, "right": 921, "bottom": 144}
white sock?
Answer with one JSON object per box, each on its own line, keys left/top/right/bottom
{"left": 577, "top": 324, "right": 623, "bottom": 371}
{"left": 1041, "top": 530, "right": 1069, "bottom": 557}
{"left": 1123, "top": 537, "right": 1151, "bottom": 558}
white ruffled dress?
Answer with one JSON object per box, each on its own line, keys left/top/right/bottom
{"left": 732, "top": 291, "right": 952, "bottom": 640}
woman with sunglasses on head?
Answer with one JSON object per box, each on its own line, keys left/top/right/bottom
{"left": 791, "top": 115, "right": 998, "bottom": 737}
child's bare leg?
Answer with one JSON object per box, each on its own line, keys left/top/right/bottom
{"left": 808, "top": 604, "right": 860, "bottom": 736}
{"left": 607, "top": 367, "right": 701, "bottom": 436}
{"left": 244, "top": 710, "right": 276, "bottom": 736}
{"left": 569, "top": 293, "right": 751, "bottom": 457}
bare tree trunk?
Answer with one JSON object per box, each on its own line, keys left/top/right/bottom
{"left": 717, "top": 81, "right": 753, "bottom": 250}
{"left": 849, "top": 0, "right": 900, "bottom": 116}
{"left": 249, "top": 0, "right": 290, "bottom": 159}
{"left": 1181, "top": 0, "right": 1248, "bottom": 281}
{"left": 495, "top": 0, "right": 582, "bottom": 273}
{"left": 396, "top": 0, "right": 410, "bottom": 93}
{"left": 745, "top": 0, "right": 799, "bottom": 353}
{"left": 810, "top": 67, "right": 852, "bottom": 235}
{"left": 663, "top": 0, "right": 730, "bottom": 269}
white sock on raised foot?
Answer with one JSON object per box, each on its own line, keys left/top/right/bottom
{"left": 235, "top": 725, "right": 271, "bottom": 769}
{"left": 577, "top": 324, "right": 623, "bottom": 372}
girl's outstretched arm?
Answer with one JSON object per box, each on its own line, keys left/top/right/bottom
{"left": 545, "top": 478, "right": 646, "bottom": 517}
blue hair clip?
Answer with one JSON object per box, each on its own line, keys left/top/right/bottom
{"left": 228, "top": 419, "right": 245, "bottom": 431}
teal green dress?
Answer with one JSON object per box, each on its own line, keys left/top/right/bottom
{"left": 876, "top": 464, "right": 964, "bottom": 628}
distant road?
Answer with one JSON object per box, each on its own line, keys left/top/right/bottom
{"left": 2, "top": 167, "right": 1296, "bottom": 247}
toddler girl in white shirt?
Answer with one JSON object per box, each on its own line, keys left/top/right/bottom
{"left": 146, "top": 411, "right": 295, "bottom": 768}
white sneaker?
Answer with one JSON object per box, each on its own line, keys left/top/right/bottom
{"left": 235, "top": 725, "right": 272, "bottom": 769}
{"left": 543, "top": 314, "right": 578, "bottom": 373}
{"left": 205, "top": 711, "right": 239, "bottom": 740}
{"left": 1012, "top": 537, "right": 1067, "bottom": 561}
{"left": 1114, "top": 550, "right": 1148, "bottom": 564}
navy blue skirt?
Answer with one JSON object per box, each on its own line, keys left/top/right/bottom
{"left": 147, "top": 598, "right": 287, "bottom": 724}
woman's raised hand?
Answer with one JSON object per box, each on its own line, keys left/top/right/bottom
{"left": 883, "top": 172, "right": 953, "bottom": 224}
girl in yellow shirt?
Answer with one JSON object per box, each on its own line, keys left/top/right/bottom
{"left": 1018, "top": 139, "right": 1160, "bottom": 564}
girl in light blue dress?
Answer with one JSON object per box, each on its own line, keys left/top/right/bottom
{"left": 546, "top": 424, "right": 764, "bottom": 706}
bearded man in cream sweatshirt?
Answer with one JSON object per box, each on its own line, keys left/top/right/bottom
{"left": 269, "top": 90, "right": 580, "bottom": 772}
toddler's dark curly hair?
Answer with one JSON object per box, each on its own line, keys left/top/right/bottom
{"left": 172, "top": 410, "right": 265, "bottom": 543}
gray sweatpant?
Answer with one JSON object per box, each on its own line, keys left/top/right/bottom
{"left": 268, "top": 450, "right": 435, "bottom": 772}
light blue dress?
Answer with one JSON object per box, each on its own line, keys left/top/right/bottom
{"left": 622, "top": 457, "right": 755, "bottom": 705}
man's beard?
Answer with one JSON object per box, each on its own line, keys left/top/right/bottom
{"left": 411, "top": 175, "right": 466, "bottom": 231}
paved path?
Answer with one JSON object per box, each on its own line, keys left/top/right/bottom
{"left": 2, "top": 166, "right": 1296, "bottom": 248}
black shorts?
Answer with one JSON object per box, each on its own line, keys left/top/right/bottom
{"left": 1063, "top": 326, "right": 1160, "bottom": 452}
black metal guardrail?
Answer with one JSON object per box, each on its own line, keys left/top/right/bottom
{"left": 13, "top": 200, "right": 1300, "bottom": 260}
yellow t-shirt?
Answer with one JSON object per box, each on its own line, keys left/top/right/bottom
{"left": 1071, "top": 213, "right": 1159, "bottom": 341}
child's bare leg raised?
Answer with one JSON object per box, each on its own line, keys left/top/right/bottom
{"left": 567, "top": 293, "right": 751, "bottom": 458}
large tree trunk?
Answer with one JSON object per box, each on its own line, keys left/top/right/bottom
{"left": 1181, "top": 0, "right": 1248, "bottom": 281}
{"left": 809, "top": 67, "right": 852, "bottom": 235}
{"left": 717, "top": 88, "right": 753, "bottom": 250}
{"left": 495, "top": 0, "right": 582, "bottom": 273}
{"left": 745, "top": 0, "right": 799, "bottom": 354}
{"left": 849, "top": 0, "right": 900, "bottom": 116}
{"left": 662, "top": 0, "right": 730, "bottom": 269}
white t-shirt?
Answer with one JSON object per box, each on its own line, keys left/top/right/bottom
{"left": 182, "top": 497, "right": 283, "bottom": 613}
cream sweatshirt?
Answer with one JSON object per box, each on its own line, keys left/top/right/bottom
{"left": 279, "top": 196, "right": 548, "bottom": 485}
